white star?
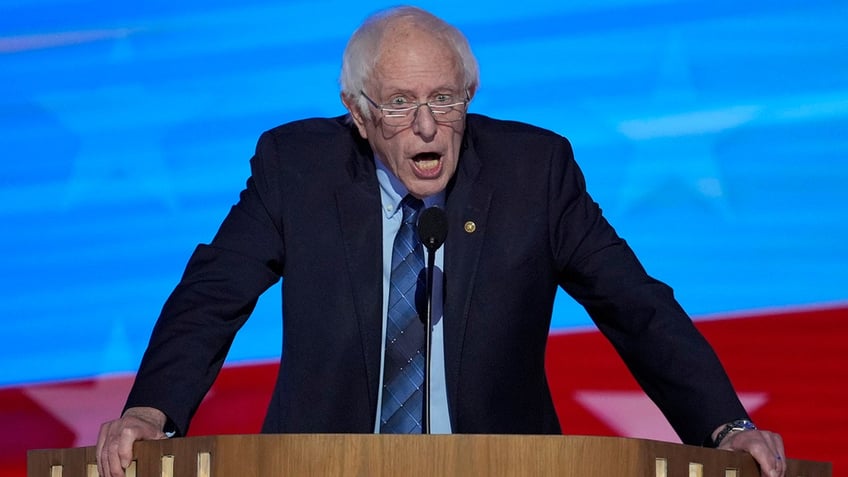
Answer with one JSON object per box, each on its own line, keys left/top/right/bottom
{"left": 24, "top": 375, "right": 135, "bottom": 447}
{"left": 38, "top": 84, "right": 195, "bottom": 210}
{"left": 583, "top": 31, "right": 757, "bottom": 220}
{"left": 574, "top": 390, "right": 768, "bottom": 443}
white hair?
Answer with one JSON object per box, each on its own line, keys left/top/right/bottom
{"left": 339, "top": 6, "right": 480, "bottom": 119}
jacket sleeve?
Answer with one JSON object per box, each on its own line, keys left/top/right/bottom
{"left": 123, "top": 130, "right": 286, "bottom": 436}
{"left": 548, "top": 136, "right": 748, "bottom": 446}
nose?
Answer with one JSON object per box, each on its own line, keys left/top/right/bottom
{"left": 411, "top": 104, "right": 438, "bottom": 140}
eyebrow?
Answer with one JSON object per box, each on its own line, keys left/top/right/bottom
{"left": 383, "top": 87, "right": 462, "bottom": 98}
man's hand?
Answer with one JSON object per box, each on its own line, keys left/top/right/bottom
{"left": 96, "top": 406, "right": 169, "bottom": 477}
{"left": 717, "top": 428, "right": 786, "bottom": 477}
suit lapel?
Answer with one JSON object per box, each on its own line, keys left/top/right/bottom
{"left": 335, "top": 146, "right": 383, "bottom": 414}
{"left": 443, "top": 132, "right": 493, "bottom": 423}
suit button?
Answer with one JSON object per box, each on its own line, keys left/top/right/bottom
{"left": 464, "top": 221, "right": 476, "bottom": 233}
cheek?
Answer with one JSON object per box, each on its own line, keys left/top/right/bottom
{"left": 367, "top": 135, "right": 390, "bottom": 158}
{"left": 369, "top": 139, "right": 406, "bottom": 176}
{"left": 383, "top": 143, "right": 407, "bottom": 170}
{"left": 443, "top": 155, "right": 459, "bottom": 176}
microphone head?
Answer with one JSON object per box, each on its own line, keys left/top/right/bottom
{"left": 417, "top": 206, "right": 448, "bottom": 251}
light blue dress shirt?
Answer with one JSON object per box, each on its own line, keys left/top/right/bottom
{"left": 374, "top": 160, "right": 452, "bottom": 434}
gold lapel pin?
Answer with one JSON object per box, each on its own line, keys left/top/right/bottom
{"left": 464, "top": 221, "right": 477, "bottom": 234}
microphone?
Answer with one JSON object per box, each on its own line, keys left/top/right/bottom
{"left": 417, "top": 206, "right": 447, "bottom": 435}
{"left": 418, "top": 206, "right": 448, "bottom": 252}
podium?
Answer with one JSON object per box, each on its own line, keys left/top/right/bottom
{"left": 28, "top": 434, "right": 831, "bottom": 477}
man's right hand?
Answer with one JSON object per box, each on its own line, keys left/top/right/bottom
{"left": 96, "top": 406, "right": 168, "bottom": 477}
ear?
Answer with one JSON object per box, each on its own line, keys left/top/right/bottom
{"left": 341, "top": 92, "right": 369, "bottom": 139}
{"left": 465, "top": 83, "right": 478, "bottom": 103}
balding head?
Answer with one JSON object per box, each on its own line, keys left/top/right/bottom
{"left": 340, "top": 6, "right": 479, "bottom": 118}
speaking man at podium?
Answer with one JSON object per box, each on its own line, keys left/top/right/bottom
{"left": 97, "top": 6, "right": 785, "bottom": 477}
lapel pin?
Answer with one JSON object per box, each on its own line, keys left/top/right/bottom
{"left": 464, "top": 221, "right": 476, "bottom": 234}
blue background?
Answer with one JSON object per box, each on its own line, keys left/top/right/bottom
{"left": 2, "top": 0, "right": 846, "bottom": 385}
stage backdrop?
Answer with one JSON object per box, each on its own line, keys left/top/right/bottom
{"left": 2, "top": 1, "right": 846, "bottom": 476}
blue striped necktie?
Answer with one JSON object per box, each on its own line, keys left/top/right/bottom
{"left": 380, "top": 195, "right": 426, "bottom": 433}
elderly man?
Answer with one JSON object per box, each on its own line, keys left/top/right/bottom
{"left": 97, "top": 6, "right": 785, "bottom": 477}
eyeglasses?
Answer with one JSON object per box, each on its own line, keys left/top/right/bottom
{"left": 360, "top": 90, "right": 469, "bottom": 127}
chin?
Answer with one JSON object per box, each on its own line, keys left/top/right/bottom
{"left": 407, "top": 182, "right": 447, "bottom": 199}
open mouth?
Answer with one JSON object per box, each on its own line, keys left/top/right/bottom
{"left": 412, "top": 152, "right": 442, "bottom": 174}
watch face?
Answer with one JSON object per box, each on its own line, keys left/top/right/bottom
{"left": 731, "top": 420, "right": 757, "bottom": 431}
{"left": 715, "top": 419, "right": 758, "bottom": 447}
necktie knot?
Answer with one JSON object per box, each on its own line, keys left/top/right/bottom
{"left": 400, "top": 195, "right": 424, "bottom": 227}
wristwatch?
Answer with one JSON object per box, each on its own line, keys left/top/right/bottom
{"left": 713, "top": 419, "right": 757, "bottom": 447}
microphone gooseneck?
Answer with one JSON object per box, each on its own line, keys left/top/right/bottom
{"left": 416, "top": 206, "right": 447, "bottom": 434}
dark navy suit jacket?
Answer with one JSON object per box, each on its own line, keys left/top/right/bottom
{"left": 125, "top": 114, "right": 746, "bottom": 446}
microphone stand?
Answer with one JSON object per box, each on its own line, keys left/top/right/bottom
{"left": 417, "top": 206, "right": 447, "bottom": 435}
{"left": 422, "top": 247, "right": 436, "bottom": 435}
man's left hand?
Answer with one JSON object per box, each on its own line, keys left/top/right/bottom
{"left": 718, "top": 429, "right": 785, "bottom": 477}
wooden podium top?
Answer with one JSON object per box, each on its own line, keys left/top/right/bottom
{"left": 28, "top": 434, "right": 831, "bottom": 477}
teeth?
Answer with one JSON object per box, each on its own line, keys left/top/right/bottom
{"left": 417, "top": 159, "right": 439, "bottom": 170}
{"left": 412, "top": 153, "right": 440, "bottom": 171}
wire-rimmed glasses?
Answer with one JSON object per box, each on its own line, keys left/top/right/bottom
{"left": 360, "top": 90, "right": 469, "bottom": 127}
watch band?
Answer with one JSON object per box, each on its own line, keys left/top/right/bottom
{"left": 713, "top": 419, "right": 757, "bottom": 447}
